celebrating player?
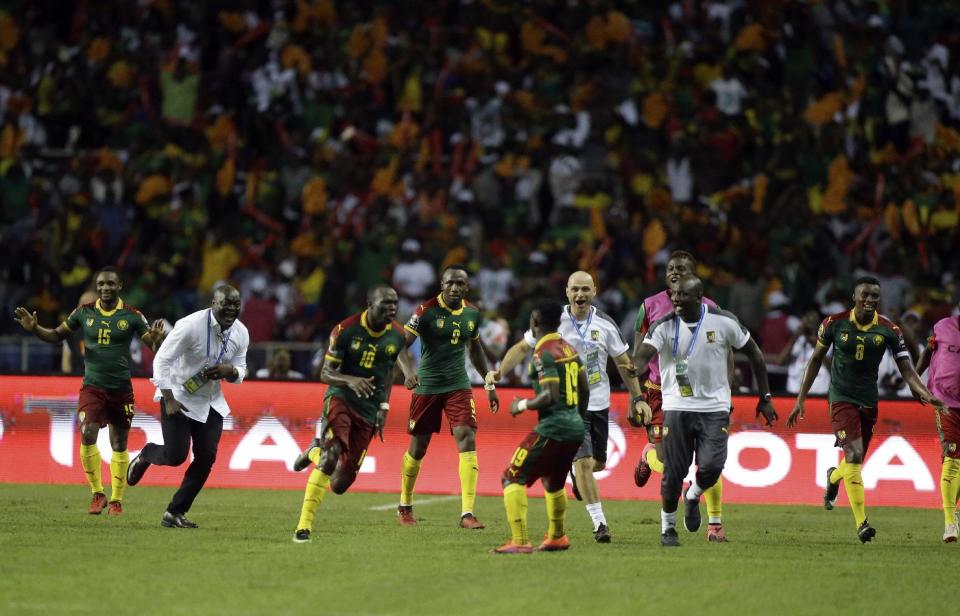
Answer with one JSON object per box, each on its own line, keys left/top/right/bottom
{"left": 14, "top": 267, "right": 164, "bottom": 515}
{"left": 631, "top": 251, "right": 731, "bottom": 541}
{"left": 632, "top": 277, "right": 776, "bottom": 547}
{"left": 291, "top": 285, "right": 414, "bottom": 543}
{"left": 486, "top": 270, "right": 646, "bottom": 543}
{"left": 914, "top": 299, "right": 959, "bottom": 543}
{"left": 493, "top": 299, "right": 589, "bottom": 554}
{"left": 397, "top": 265, "right": 499, "bottom": 528}
{"left": 787, "top": 276, "right": 945, "bottom": 543}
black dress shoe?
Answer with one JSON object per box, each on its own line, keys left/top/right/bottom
{"left": 126, "top": 453, "right": 150, "bottom": 486}
{"left": 161, "top": 511, "right": 198, "bottom": 528}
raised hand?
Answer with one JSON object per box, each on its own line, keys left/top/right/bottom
{"left": 14, "top": 307, "right": 38, "bottom": 332}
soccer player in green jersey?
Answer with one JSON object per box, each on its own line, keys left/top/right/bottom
{"left": 290, "top": 285, "right": 414, "bottom": 543}
{"left": 14, "top": 267, "right": 164, "bottom": 515}
{"left": 494, "top": 299, "right": 589, "bottom": 554}
{"left": 788, "top": 276, "right": 945, "bottom": 542}
{"left": 397, "top": 265, "right": 499, "bottom": 528}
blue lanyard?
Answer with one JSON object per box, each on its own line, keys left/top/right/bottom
{"left": 567, "top": 306, "right": 594, "bottom": 346}
{"left": 207, "top": 309, "right": 232, "bottom": 365}
{"left": 673, "top": 304, "right": 705, "bottom": 360}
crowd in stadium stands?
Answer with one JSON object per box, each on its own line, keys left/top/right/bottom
{"left": 1, "top": 1, "right": 958, "bottom": 386}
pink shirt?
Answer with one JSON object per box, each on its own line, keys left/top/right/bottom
{"left": 636, "top": 290, "right": 717, "bottom": 386}
{"left": 928, "top": 316, "right": 960, "bottom": 409}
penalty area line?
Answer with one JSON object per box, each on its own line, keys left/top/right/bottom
{"left": 367, "top": 495, "right": 460, "bottom": 511}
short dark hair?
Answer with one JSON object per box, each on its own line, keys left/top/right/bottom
{"left": 442, "top": 263, "right": 470, "bottom": 277}
{"left": 96, "top": 266, "right": 122, "bottom": 282}
{"left": 535, "top": 299, "right": 564, "bottom": 331}
{"left": 668, "top": 250, "right": 696, "bottom": 266}
{"left": 854, "top": 275, "right": 881, "bottom": 288}
{"left": 367, "top": 284, "right": 395, "bottom": 302}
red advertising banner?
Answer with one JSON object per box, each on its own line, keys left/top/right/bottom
{"left": 0, "top": 377, "right": 946, "bottom": 508}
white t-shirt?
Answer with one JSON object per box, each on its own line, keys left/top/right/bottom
{"left": 786, "top": 336, "right": 830, "bottom": 395}
{"left": 644, "top": 304, "right": 750, "bottom": 413}
{"left": 524, "top": 305, "right": 628, "bottom": 412}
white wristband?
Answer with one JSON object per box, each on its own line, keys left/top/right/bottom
{"left": 484, "top": 383, "right": 496, "bottom": 392}
{"left": 517, "top": 399, "right": 528, "bottom": 411}
{"left": 379, "top": 403, "right": 389, "bottom": 411}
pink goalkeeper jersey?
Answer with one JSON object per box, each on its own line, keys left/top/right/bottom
{"left": 927, "top": 316, "right": 960, "bottom": 409}
{"left": 636, "top": 290, "right": 717, "bottom": 386}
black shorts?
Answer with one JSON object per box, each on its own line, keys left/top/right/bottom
{"left": 574, "top": 409, "right": 609, "bottom": 464}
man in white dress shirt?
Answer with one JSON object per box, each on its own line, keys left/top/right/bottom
{"left": 127, "top": 285, "right": 249, "bottom": 528}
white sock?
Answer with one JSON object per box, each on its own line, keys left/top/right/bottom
{"left": 709, "top": 516, "right": 722, "bottom": 525}
{"left": 686, "top": 482, "right": 704, "bottom": 501}
{"left": 661, "top": 510, "right": 677, "bottom": 533}
{"left": 586, "top": 502, "right": 606, "bottom": 530}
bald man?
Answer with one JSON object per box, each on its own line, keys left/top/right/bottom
{"left": 487, "top": 271, "right": 647, "bottom": 543}
{"left": 128, "top": 285, "right": 250, "bottom": 529}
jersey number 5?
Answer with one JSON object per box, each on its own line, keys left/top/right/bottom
{"left": 564, "top": 361, "right": 579, "bottom": 406}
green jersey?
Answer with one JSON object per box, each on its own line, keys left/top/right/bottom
{"left": 63, "top": 299, "right": 149, "bottom": 390}
{"left": 817, "top": 310, "right": 910, "bottom": 408}
{"left": 324, "top": 311, "right": 406, "bottom": 423}
{"left": 528, "top": 333, "right": 585, "bottom": 442}
{"left": 404, "top": 294, "right": 482, "bottom": 394}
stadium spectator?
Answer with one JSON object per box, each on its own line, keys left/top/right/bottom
{"left": 255, "top": 348, "right": 304, "bottom": 380}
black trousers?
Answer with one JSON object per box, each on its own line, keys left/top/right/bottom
{"left": 142, "top": 401, "right": 224, "bottom": 515}
{"left": 661, "top": 410, "right": 729, "bottom": 505}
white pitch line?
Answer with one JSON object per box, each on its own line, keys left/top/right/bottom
{"left": 367, "top": 495, "right": 460, "bottom": 511}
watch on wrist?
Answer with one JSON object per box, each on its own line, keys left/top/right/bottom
{"left": 761, "top": 393, "right": 773, "bottom": 402}
{"left": 632, "top": 394, "right": 646, "bottom": 404}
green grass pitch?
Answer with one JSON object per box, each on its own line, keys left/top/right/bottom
{"left": 0, "top": 484, "right": 951, "bottom": 615}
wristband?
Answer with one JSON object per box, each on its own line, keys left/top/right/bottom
{"left": 632, "top": 394, "right": 646, "bottom": 405}
{"left": 517, "top": 399, "right": 528, "bottom": 411}
{"left": 379, "top": 402, "right": 390, "bottom": 411}
{"left": 484, "top": 383, "right": 496, "bottom": 392}
{"left": 760, "top": 393, "right": 772, "bottom": 403}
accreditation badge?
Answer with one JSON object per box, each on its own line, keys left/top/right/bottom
{"left": 585, "top": 347, "right": 602, "bottom": 385}
{"left": 183, "top": 365, "right": 211, "bottom": 394}
{"left": 675, "top": 359, "right": 693, "bottom": 397}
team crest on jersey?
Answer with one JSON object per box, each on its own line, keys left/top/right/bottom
{"left": 408, "top": 419, "right": 416, "bottom": 431}
{"left": 840, "top": 332, "right": 849, "bottom": 343}
{"left": 706, "top": 331, "right": 716, "bottom": 343}
{"left": 351, "top": 338, "right": 362, "bottom": 350}
{"left": 86, "top": 318, "right": 94, "bottom": 327}
{"left": 468, "top": 321, "right": 475, "bottom": 333}
{"left": 436, "top": 317, "right": 445, "bottom": 329}
{"left": 836, "top": 430, "right": 846, "bottom": 441}
{"left": 652, "top": 426, "right": 661, "bottom": 437}
{"left": 117, "top": 319, "right": 128, "bottom": 330}
{"left": 662, "top": 426, "right": 669, "bottom": 437}
{"left": 949, "top": 442, "right": 957, "bottom": 453}
{"left": 873, "top": 335, "right": 884, "bottom": 346}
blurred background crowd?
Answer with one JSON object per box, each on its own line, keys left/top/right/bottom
{"left": 1, "top": 0, "right": 958, "bottom": 393}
